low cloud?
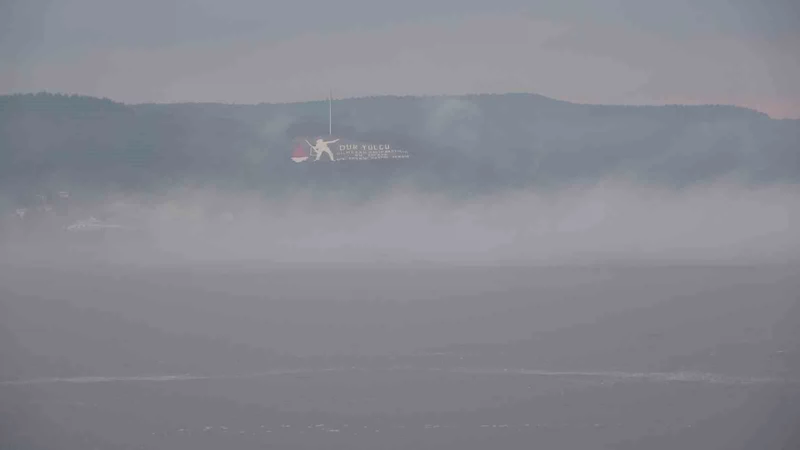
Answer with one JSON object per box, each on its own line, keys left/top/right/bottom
{"left": 3, "top": 180, "right": 798, "bottom": 267}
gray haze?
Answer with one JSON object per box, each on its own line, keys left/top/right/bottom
{"left": 2, "top": 181, "right": 799, "bottom": 267}
{"left": 1, "top": 0, "right": 799, "bottom": 117}
{"left": 2, "top": 153, "right": 799, "bottom": 448}
{"left": 2, "top": 4, "right": 800, "bottom": 447}
{"left": 2, "top": 93, "right": 798, "bottom": 196}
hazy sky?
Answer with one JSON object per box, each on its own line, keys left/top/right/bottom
{"left": 1, "top": 0, "right": 798, "bottom": 117}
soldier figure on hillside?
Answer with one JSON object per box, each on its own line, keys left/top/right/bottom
{"left": 306, "top": 138, "right": 339, "bottom": 161}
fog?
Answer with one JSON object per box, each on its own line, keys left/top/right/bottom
{"left": 2, "top": 0, "right": 799, "bottom": 445}
{"left": 2, "top": 98, "right": 799, "bottom": 449}
{"left": 3, "top": 183, "right": 800, "bottom": 450}
{"left": 2, "top": 180, "right": 798, "bottom": 268}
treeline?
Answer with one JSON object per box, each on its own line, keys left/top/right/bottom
{"left": 0, "top": 92, "right": 797, "bottom": 203}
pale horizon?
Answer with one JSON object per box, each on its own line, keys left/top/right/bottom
{"left": 2, "top": 2, "right": 798, "bottom": 119}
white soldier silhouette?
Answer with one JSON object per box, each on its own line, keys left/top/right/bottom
{"left": 306, "top": 138, "right": 339, "bottom": 161}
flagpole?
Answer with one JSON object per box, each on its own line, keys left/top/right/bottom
{"left": 328, "top": 90, "right": 332, "bottom": 136}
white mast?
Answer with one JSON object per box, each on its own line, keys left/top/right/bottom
{"left": 328, "top": 89, "right": 332, "bottom": 136}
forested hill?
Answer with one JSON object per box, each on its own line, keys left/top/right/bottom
{"left": 1, "top": 92, "right": 797, "bottom": 201}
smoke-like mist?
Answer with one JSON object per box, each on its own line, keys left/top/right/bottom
{"left": 3, "top": 180, "right": 798, "bottom": 267}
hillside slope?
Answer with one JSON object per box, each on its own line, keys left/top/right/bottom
{"left": 1, "top": 92, "right": 797, "bottom": 200}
